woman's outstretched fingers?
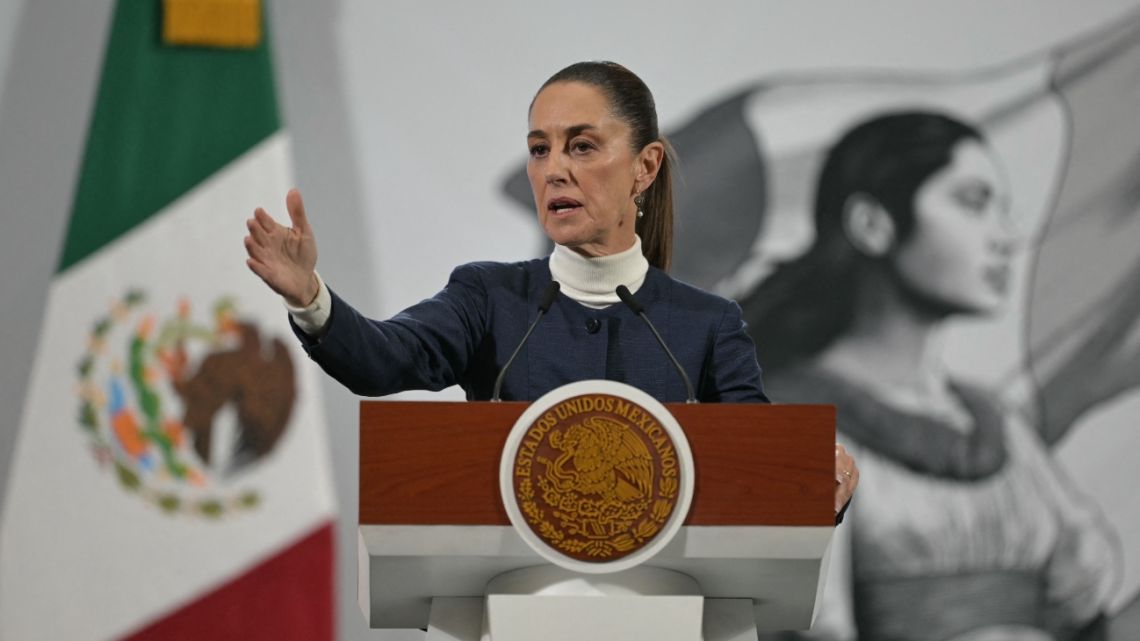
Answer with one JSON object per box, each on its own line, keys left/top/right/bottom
{"left": 253, "top": 206, "right": 278, "bottom": 234}
{"left": 286, "top": 188, "right": 310, "bottom": 234}
{"left": 243, "top": 232, "right": 267, "bottom": 262}
{"left": 245, "top": 254, "right": 269, "bottom": 281}
{"left": 246, "top": 216, "right": 267, "bottom": 248}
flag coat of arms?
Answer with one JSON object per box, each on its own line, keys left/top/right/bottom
{"left": 0, "top": 2, "right": 337, "bottom": 639}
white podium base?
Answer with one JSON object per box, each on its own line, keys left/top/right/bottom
{"left": 360, "top": 524, "right": 833, "bottom": 631}
{"left": 423, "top": 566, "right": 760, "bottom": 641}
{"left": 425, "top": 598, "right": 483, "bottom": 641}
{"left": 484, "top": 593, "right": 703, "bottom": 641}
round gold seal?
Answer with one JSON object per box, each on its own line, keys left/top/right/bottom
{"left": 510, "top": 392, "right": 683, "bottom": 562}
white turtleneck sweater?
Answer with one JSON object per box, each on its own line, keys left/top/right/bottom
{"left": 289, "top": 237, "right": 650, "bottom": 335}
{"left": 548, "top": 235, "right": 649, "bottom": 309}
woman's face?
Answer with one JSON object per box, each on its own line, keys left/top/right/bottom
{"left": 526, "top": 81, "right": 649, "bottom": 257}
{"left": 892, "top": 139, "right": 1016, "bottom": 314}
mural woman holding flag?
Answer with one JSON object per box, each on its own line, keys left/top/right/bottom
{"left": 747, "top": 111, "right": 1122, "bottom": 641}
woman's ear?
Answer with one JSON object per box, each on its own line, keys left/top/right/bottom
{"left": 842, "top": 194, "right": 896, "bottom": 257}
{"left": 633, "top": 141, "right": 665, "bottom": 195}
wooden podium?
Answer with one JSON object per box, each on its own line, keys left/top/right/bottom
{"left": 358, "top": 400, "right": 836, "bottom": 641}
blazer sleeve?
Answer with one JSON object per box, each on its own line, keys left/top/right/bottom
{"left": 701, "top": 299, "right": 771, "bottom": 403}
{"left": 289, "top": 264, "right": 490, "bottom": 396}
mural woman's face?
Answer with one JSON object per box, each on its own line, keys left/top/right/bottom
{"left": 892, "top": 139, "right": 1016, "bottom": 315}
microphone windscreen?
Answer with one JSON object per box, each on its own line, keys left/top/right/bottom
{"left": 615, "top": 285, "right": 645, "bottom": 315}
{"left": 539, "top": 281, "right": 561, "bottom": 313}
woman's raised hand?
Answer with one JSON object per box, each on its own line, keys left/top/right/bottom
{"left": 244, "top": 189, "right": 319, "bottom": 307}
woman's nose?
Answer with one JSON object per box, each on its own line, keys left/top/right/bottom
{"left": 989, "top": 223, "right": 1021, "bottom": 257}
{"left": 544, "top": 151, "right": 570, "bottom": 184}
{"left": 989, "top": 207, "right": 1023, "bottom": 256}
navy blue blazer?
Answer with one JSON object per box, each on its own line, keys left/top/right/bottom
{"left": 291, "top": 258, "right": 769, "bottom": 404}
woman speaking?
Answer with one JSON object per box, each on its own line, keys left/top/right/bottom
{"left": 242, "top": 61, "right": 858, "bottom": 514}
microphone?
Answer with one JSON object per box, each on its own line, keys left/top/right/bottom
{"left": 491, "top": 281, "right": 560, "bottom": 401}
{"left": 616, "top": 285, "right": 697, "bottom": 404}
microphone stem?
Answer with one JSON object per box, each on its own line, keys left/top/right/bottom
{"left": 638, "top": 311, "right": 698, "bottom": 404}
{"left": 491, "top": 308, "right": 546, "bottom": 402}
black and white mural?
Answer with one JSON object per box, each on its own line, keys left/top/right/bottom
{"left": 687, "top": 19, "right": 1140, "bottom": 641}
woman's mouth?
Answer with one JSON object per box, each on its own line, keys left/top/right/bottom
{"left": 547, "top": 197, "right": 583, "bottom": 216}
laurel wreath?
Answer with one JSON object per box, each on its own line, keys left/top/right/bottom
{"left": 76, "top": 289, "right": 260, "bottom": 518}
{"left": 518, "top": 469, "right": 680, "bottom": 559}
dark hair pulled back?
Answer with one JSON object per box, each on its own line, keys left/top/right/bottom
{"left": 743, "top": 111, "right": 984, "bottom": 370}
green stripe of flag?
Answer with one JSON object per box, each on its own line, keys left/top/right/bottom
{"left": 60, "top": 0, "right": 280, "bottom": 273}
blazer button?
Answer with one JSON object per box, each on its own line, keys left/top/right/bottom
{"left": 585, "top": 318, "right": 601, "bottom": 334}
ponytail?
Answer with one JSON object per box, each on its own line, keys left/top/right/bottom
{"left": 637, "top": 138, "right": 676, "bottom": 271}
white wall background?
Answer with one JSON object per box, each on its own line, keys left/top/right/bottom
{"left": 339, "top": 0, "right": 1140, "bottom": 320}
{"left": 2, "top": 1, "right": 1139, "bottom": 640}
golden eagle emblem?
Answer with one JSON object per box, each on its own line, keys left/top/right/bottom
{"left": 512, "top": 394, "right": 682, "bottom": 561}
{"left": 546, "top": 416, "right": 653, "bottom": 507}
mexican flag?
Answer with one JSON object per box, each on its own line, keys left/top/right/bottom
{"left": 0, "top": 2, "right": 337, "bottom": 640}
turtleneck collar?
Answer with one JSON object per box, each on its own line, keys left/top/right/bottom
{"left": 549, "top": 236, "right": 650, "bottom": 308}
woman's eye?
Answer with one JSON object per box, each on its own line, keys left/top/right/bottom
{"left": 958, "top": 196, "right": 988, "bottom": 213}
{"left": 571, "top": 141, "right": 594, "bottom": 153}
{"left": 529, "top": 144, "right": 549, "bottom": 158}
{"left": 952, "top": 187, "right": 990, "bottom": 213}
